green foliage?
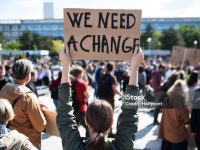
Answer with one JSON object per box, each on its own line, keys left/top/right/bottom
{"left": 141, "top": 23, "right": 200, "bottom": 50}
{"left": 140, "top": 23, "right": 161, "bottom": 49}
{"left": 160, "top": 28, "right": 185, "bottom": 50}
{"left": 19, "top": 31, "right": 53, "bottom": 50}
{"left": 0, "top": 32, "right": 4, "bottom": 44}
{"left": 37, "top": 36, "right": 53, "bottom": 50}
{"left": 19, "top": 31, "right": 34, "bottom": 50}
{"left": 53, "top": 40, "right": 64, "bottom": 54}
{"left": 178, "top": 25, "right": 200, "bottom": 48}
{"left": 2, "top": 25, "right": 200, "bottom": 52}
{"left": 4, "top": 40, "right": 21, "bottom": 50}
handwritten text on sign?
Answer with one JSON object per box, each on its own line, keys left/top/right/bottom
{"left": 64, "top": 8, "right": 142, "bottom": 60}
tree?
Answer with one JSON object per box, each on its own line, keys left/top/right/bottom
{"left": 4, "top": 40, "right": 21, "bottom": 50}
{"left": 19, "top": 31, "right": 53, "bottom": 50}
{"left": 160, "top": 28, "right": 185, "bottom": 50}
{"left": 52, "top": 40, "right": 63, "bottom": 54}
{"left": 140, "top": 23, "right": 161, "bottom": 49}
{"left": 37, "top": 36, "right": 53, "bottom": 50}
{"left": 0, "top": 32, "right": 5, "bottom": 44}
{"left": 19, "top": 31, "right": 34, "bottom": 50}
{"left": 178, "top": 25, "right": 200, "bottom": 48}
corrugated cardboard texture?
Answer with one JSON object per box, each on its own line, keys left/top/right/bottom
{"left": 64, "top": 8, "right": 142, "bottom": 60}
{"left": 171, "top": 46, "right": 200, "bottom": 66}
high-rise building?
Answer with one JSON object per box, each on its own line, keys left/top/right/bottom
{"left": 43, "top": 2, "right": 54, "bottom": 19}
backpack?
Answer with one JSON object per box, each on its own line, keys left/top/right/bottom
{"left": 98, "top": 73, "right": 113, "bottom": 99}
{"left": 71, "top": 80, "right": 79, "bottom": 113}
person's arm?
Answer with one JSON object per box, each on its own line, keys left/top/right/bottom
{"left": 56, "top": 48, "right": 84, "bottom": 150}
{"left": 112, "top": 84, "right": 122, "bottom": 96}
{"left": 111, "top": 47, "right": 144, "bottom": 150}
{"left": 26, "top": 94, "right": 46, "bottom": 132}
{"left": 83, "top": 91, "right": 89, "bottom": 102}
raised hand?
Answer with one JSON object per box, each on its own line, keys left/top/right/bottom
{"left": 60, "top": 47, "right": 71, "bottom": 83}
{"left": 59, "top": 47, "right": 71, "bottom": 67}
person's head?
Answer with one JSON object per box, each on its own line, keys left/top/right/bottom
{"left": 167, "top": 79, "right": 189, "bottom": 108}
{"left": 158, "top": 64, "right": 165, "bottom": 73}
{"left": 12, "top": 59, "right": 33, "bottom": 84}
{"left": 0, "top": 64, "right": 5, "bottom": 80}
{"left": 0, "top": 99, "right": 14, "bottom": 125}
{"left": 187, "top": 70, "right": 199, "bottom": 87}
{"left": 167, "top": 73, "right": 180, "bottom": 88}
{"left": 106, "top": 63, "right": 113, "bottom": 72}
{"left": 72, "top": 66, "right": 84, "bottom": 79}
{"left": 30, "top": 71, "right": 37, "bottom": 82}
{"left": 5, "top": 65, "right": 12, "bottom": 75}
{"left": 42, "top": 63, "right": 49, "bottom": 69}
{"left": 85, "top": 100, "right": 113, "bottom": 150}
{"left": 99, "top": 62, "right": 104, "bottom": 67}
{"left": 139, "top": 65, "right": 144, "bottom": 73}
{"left": 178, "top": 70, "right": 185, "bottom": 80}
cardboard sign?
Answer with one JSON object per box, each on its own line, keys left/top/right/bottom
{"left": 64, "top": 8, "right": 142, "bottom": 60}
{"left": 171, "top": 46, "right": 200, "bottom": 66}
{"left": 43, "top": 110, "right": 60, "bottom": 137}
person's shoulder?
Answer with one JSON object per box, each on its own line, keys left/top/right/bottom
{"left": 9, "top": 130, "right": 28, "bottom": 140}
{"left": 9, "top": 130, "right": 37, "bottom": 150}
{"left": 0, "top": 130, "right": 28, "bottom": 148}
{"left": 77, "top": 80, "right": 87, "bottom": 88}
{"left": 195, "top": 85, "right": 200, "bottom": 91}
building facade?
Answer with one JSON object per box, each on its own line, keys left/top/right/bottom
{"left": 0, "top": 18, "right": 200, "bottom": 41}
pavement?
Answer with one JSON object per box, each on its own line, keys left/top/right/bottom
{"left": 38, "top": 86, "right": 162, "bottom": 150}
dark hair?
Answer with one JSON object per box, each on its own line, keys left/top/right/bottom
{"left": 168, "top": 73, "right": 179, "bottom": 85}
{"left": 5, "top": 65, "right": 11, "bottom": 72}
{"left": 139, "top": 65, "right": 144, "bottom": 73}
{"left": 106, "top": 63, "right": 113, "bottom": 72}
{"left": 12, "top": 59, "right": 32, "bottom": 80}
{"left": 100, "top": 62, "right": 104, "bottom": 66}
{"left": 72, "top": 67, "right": 84, "bottom": 78}
{"left": 85, "top": 100, "right": 113, "bottom": 150}
{"left": 31, "top": 71, "right": 35, "bottom": 76}
{"left": 187, "top": 70, "right": 199, "bottom": 87}
{"left": 158, "top": 64, "right": 165, "bottom": 70}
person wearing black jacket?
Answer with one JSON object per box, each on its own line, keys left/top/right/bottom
{"left": 0, "top": 64, "right": 13, "bottom": 91}
{"left": 191, "top": 86, "right": 200, "bottom": 150}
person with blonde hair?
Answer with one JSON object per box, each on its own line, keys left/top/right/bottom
{"left": 0, "top": 59, "right": 46, "bottom": 148}
{"left": 0, "top": 98, "right": 37, "bottom": 150}
{"left": 159, "top": 80, "right": 190, "bottom": 150}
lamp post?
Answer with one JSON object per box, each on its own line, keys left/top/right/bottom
{"left": 193, "top": 40, "right": 198, "bottom": 49}
{"left": 147, "top": 37, "right": 152, "bottom": 50}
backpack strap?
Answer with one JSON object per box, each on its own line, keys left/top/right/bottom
{"left": 12, "top": 91, "right": 32, "bottom": 108}
{"left": 12, "top": 96, "right": 22, "bottom": 108}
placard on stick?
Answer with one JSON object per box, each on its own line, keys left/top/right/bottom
{"left": 64, "top": 8, "right": 142, "bottom": 60}
{"left": 171, "top": 46, "right": 200, "bottom": 66}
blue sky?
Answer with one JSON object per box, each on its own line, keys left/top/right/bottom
{"left": 0, "top": 0, "right": 200, "bottom": 19}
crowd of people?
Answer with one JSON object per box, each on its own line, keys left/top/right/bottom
{"left": 0, "top": 47, "right": 200, "bottom": 150}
